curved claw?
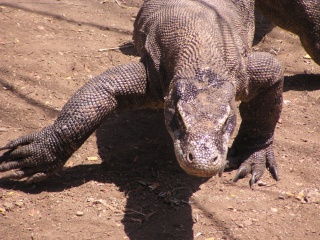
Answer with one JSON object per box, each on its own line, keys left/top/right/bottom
{"left": 26, "top": 172, "right": 51, "bottom": 184}
{"left": 0, "top": 138, "right": 33, "bottom": 152}
{"left": 0, "top": 126, "right": 70, "bottom": 183}
{"left": 0, "top": 147, "right": 32, "bottom": 164}
{"left": 250, "top": 175, "right": 256, "bottom": 188}
{"left": 0, "top": 168, "right": 51, "bottom": 184}
{"left": 0, "top": 169, "right": 35, "bottom": 181}
{"left": 234, "top": 164, "right": 265, "bottom": 187}
{"left": 233, "top": 163, "right": 251, "bottom": 182}
{"left": 250, "top": 169, "right": 264, "bottom": 188}
{"left": 232, "top": 146, "right": 278, "bottom": 187}
{"left": 0, "top": 160, "right": 28, "bottom": 172}
{"left": 268, "top": 164, "right": 279, "bottom": 181}
{"left": 266, "top": 148, "right": 279, "bottom": 181}
{"left": 233, "top": 170, "right": 242, "bottom": 182}
{"left": 0, "top": 146, "right": 11, "bottom": 151}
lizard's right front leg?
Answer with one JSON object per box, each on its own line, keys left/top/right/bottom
{"left": 0, "top": 62, "right": 148, "bottom": 183}
{"left": 230, "top": 52, "right": 283, "bottom": 187}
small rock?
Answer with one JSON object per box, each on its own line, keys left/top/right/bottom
{"left": 237, "top": 223, "right": 244, "bottom": 228}
{"left": 194, "top": 232, "right": 202, "bottom": 238}
{"left": 269, "top": 48, "right": 279, "bottom": 55}
{"left": 279, "top": 191, "right": 295, "bottom": 199}
{"left": 296, "top": 191, "right": 306, "bottom": 202}
{"left": 149, "top": 182, "right": 160, "bottom": 191}
{"left": 137, "top": 180, "right": 147, "bottom": 186}
{"left": 227, "top": 206, "right": 236, "bottom": 211}
{"left": 296, "top": 189, "right": 320, "bottom": 203}
{"left": 15, "top": 201, "right": 23, "bottom": 207}
{"left": 37, "top": 26, "right": 45, "bottom": 30}
{"left": 3, "top": 202, "right": 14, "bottom": 211}
{"left": 271, "top": 208, "right": 278, "bottom": 213}
{"left": 95, "top": 199, "right": 107, "bottom": 206}
{"left": 304, "top": 189, "right": 320, "bottom": 204}
{"left": 87, "top": 197, "right": 95, "bottom": 202}
{"left": 76, "top": 211, "right": 84, "bottom": 216}
{"left": 257, "top": 180, "right": 268, "bottom": 186}
{"left": 244, "top": 219, "right": 253, "bottom": 226}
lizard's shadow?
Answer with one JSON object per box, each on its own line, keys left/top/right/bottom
{"left": 284, "top": 74, "right": 320, "bottom": 92}
{"left": 253, "top": 9, "right": 274, "bottom": 46}
{"left": 95, "top": 110, "right": 209, "bottom": 239}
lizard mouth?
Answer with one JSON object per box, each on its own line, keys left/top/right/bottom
{"left": 173, "top": 140, "right": 227, "bottom": 177}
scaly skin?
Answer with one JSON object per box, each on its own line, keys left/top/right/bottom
{"left": 256, "top": 0, "right": 320, "bottom": 65}
{"left": 0, "top": 0, "right": 285, "bottom": 186}
{"left": 0, "top": 63, "right": 148, "bottom": 183}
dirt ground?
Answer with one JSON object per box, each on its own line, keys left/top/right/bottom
{"left": 0, "top": 1, "right": 319, "bottom": 239}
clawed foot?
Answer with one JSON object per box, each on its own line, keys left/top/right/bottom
{"left": 0, "top": 168, "right": 51, "bottom": 184}
{"left": 0, "top": 126, "right": 71, "bottom": 184}
{"left": 227, "top": 144, "right": 279, "bottom": 187}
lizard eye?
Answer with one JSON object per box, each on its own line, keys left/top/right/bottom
{"left": 222, "top": 118, "right": 229, "bottom": 132}
{"left": 222, "top": 114, "right": 236, "bottom": 134}
{"left": 176, "top": 112, "right": 187, "bottom": 131}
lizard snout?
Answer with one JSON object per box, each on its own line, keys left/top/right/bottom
{"left": 186, "top": 152, "right": 220, "bottom": 166}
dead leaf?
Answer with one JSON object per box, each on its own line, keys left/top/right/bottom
{"left": 149, "top": 182, "right": 160, "bottom": 191}
{"left": 86, "top": 156, "right": 98, "bottom": 161}
{"left": 303, "top": 54, "right": 311, "bottom": 59}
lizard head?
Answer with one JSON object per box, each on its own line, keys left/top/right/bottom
{"left": 165, "top": 73, "right": 236, "bottom": 177}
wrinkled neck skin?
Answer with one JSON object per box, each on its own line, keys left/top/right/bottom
{"left": 164, "top": 70, "right": 237, "bottom": 177}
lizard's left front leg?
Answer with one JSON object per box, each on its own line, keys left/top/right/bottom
{"left": 231, "top": 52, "right": 283, "bottom": 187}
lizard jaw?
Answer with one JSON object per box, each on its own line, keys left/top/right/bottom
{"left": 173, "top": 139, "right": 228, "bottom": 177}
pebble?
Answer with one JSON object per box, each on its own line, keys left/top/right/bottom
{"left": 3, "top": 202, "right": 14, "bottom": 211}
{"left": 87, "top": 197, "right": 95, "bottom": 202}
{"left": 76, "top": 211, "right": 84, "bottom": 216}
{"left": 244, "top": 219, "right": 253, "bottom": 226}
{"left": 271, "top": 208, "right": 278, "bottom": 213}
{"left": 305, "top": 189, "right": 320, "bottom": 203}
{"left": 15, "top": 201, "right": 24, "bottom": 207}
{"left": 279, "top": 191, "right": 295, "bottom": 199}
{"left": 296, "top": 189, "right": 320, "bottom": 204}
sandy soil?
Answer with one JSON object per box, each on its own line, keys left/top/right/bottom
{"left": 0, "top": 1, "right": 319, "bottom": 239}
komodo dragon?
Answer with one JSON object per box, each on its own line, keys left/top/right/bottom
{"left": 0, "top": 0, "right": 318, "bottom": 187}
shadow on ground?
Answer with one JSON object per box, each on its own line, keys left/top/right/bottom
{"left": 253, "top": 10, "right": 274, "bottom": 46}
{"left": 1, "top": 2, "right": 132, "bottom": 35}
{"left": 284, "top": 74, "right": 320, "bottom": 92}
{"left": 0, "top": 110, "right": 221, "bottom": 240}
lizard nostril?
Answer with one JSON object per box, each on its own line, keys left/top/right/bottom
{"left": 212, "top": 156, "right": 219, "bottom": 165}
{"left": 187, "top": 153, "right": 194, "bottom": 163}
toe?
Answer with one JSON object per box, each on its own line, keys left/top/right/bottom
{"left": 233, "top": 161, "right": 252, "bottom": 182}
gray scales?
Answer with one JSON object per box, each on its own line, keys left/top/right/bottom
{"left": 0, "top": 0, "right": 319, "bottom": 187}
